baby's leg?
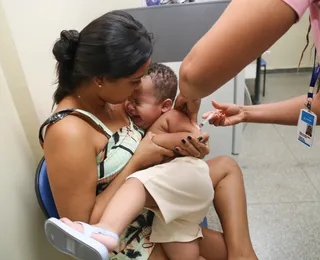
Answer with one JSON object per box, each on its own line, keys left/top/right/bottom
{"left": 162, "top": 239, "right": 205, "bottom": 260}
{"left": 61, "top": 178, "right": 151, "bottom": 251}
{"left": 96, "top": 177, "right": 151, "bottom": 234}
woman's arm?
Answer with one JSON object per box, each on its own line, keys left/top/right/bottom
{"left": 45, "top": 116, "right": 142, "bottom": 224}
{"left": 44, "top": 117, "right": 99, "bottom": 222}
{"left": 209, "top": 93, "right": 320, "bottom": 126}
{"left": 45, "top": 118, "right": 174, "bottom": 224}
{"left": 179, "top": 0, "right": 297, "bottom": 99}
{"left": 243, "top": 95, "right": 305, "bottom": 125}
{"left": 243, "top": 94, "right": 320, "bottom": 125}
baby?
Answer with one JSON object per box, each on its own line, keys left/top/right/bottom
{"left": 45, "top": 63, "right": 213, "bottom": 260}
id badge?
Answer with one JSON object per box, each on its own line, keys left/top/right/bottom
{"left": 297, "top": 109, "right": 317, "bottom": 147}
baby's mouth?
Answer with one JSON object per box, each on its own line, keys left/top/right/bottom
{"left": 126, "top": 109, "right": 140, "bottom": 120}
{"left": 131, "top": 114, "right": 141, "bottom": 120}
{"left": 130, "top": 114, "right": 143, "bottom": 124}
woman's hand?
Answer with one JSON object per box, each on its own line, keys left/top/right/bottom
{"left": 131, "top": 132, "right": 175, "bottom": 169}
{"left": 174, "top": 93, "right": 201, "bottom": 128}
{"left": 174, "top": 132, "right": 210, "bottom": 159}
{"left": 202, "top": 100, "right": 246, "bottom": 126}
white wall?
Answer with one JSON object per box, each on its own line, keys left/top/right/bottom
{"left": 265, "top": 11, "right": 314, "bottom": 70}
{"left": 0, "top": 64, "right": 72, "bottom": 260}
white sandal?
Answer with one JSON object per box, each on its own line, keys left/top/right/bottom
{"left": 45, "top": 217, "right": 119, "bottom": 260}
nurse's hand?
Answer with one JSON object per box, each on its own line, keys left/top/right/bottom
{"left": 174, "top": 93, "right": 201, "bottom": 128}
{"left": 202, "top": 100, "right": 245, "bottom": 126}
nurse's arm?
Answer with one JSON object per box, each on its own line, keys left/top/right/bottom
{"left": 179, "top": 0, "right": 297, "bottom": 99}
{"left": 243, "top": 94, "right": 320, "bottom": 125}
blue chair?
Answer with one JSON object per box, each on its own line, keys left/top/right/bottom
{"left": 35, "top": 157, "right": 59, "bottom": 219}
{"left": 145, "top": 0, "right": 161, "bottom": 6}
{"left": 35, "top": 157, "right": 209, "bottom": 227}
{"left": 261, "top": 58, "right": 267, "bottom": 97}
{"left": 200, "top": 217, "right": 208, "bottom": 228}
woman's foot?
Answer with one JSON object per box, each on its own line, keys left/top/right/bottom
{"left": 60, "top": 218, "right": 119, "bottom": 251}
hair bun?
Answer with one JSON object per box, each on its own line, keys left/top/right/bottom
{"left": 52, "top": 29, "right": 79, "bottom": 67}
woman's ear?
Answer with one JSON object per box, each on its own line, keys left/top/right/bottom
{"left": 93, "top": 76, "right": 104, "bottom": 87}
{"left": 161, "top": 99, "right": 173, "bottom": 113}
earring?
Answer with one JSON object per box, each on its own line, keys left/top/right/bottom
{"left": 98, "top": 84, "right": 102, "bottom": 88}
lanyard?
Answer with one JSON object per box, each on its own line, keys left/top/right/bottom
{"left": 306, "top": 50, "right": 320, "bottom": 111}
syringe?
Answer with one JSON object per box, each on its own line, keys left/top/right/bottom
{"left": 198, "top": 110, "right": 216, "bottom": 129}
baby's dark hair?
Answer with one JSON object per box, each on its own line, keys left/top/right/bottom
{"left": 147, "top": 63, "right": 178, "bottom": 102}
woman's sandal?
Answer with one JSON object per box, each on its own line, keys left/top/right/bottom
{"left": 45, "top": 217, "right": 119, "bottom": 260}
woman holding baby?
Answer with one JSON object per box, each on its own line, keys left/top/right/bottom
{"left": 40, "top": 10, "right": 256, "bottom": 260}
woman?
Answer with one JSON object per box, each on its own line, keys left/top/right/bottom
{"left": 175, "top": 0, "right": 320, "bottom": 125}
{"left": 40, "top": 10, "right": 256, "bottom": 260}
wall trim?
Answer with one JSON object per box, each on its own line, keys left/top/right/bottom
{"left": 266, "top": 67, "right": 313, "bottom": 74}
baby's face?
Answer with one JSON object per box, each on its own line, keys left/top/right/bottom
{"left": 125, "top": 76, "right": 163, "bottom": 129}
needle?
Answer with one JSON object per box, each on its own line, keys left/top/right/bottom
{"left": 199, "top": 110, "right": 216, "bottom": 129}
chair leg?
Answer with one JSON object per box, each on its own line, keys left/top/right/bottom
{"left": 262, "top": 65, "right": 267, "bottom": 97}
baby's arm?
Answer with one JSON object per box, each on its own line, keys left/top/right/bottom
{"left": 149, "top": 109, "right": 201, "bottom": 151}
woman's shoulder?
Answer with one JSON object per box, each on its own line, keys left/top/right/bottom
{"left": 44, "top": 113, "right": 95, "bottom": 150}
{"left": 42, "top": 107, "right": 111, "bottom": 161}
{"left": 42, "top": 105, "right": 108, "bottom": 143}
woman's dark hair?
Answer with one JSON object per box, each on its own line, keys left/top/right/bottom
{"left": 298, "top": 16, "right": 319, "bottom": 91}
{"left": 52, "top": 10, "right": 153, "bottom": 105}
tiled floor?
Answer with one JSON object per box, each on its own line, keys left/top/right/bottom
{"left": 207, "top": 72, "right": 320, "bottom": 260}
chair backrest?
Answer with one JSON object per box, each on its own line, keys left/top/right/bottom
{"left": 35, "top": 157, "right": 59, "bottom": 219}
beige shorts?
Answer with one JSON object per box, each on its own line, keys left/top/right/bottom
{"left": 127, "top": 156, "right": 214, "bottom": 243}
